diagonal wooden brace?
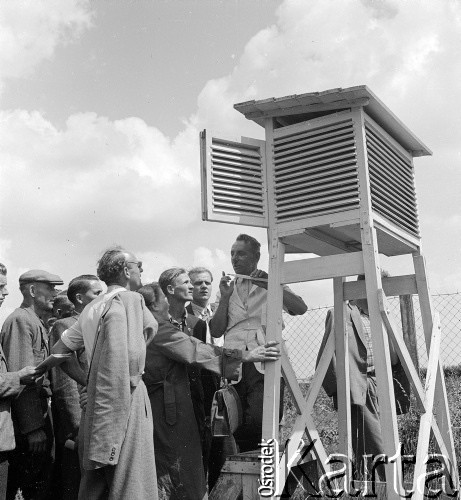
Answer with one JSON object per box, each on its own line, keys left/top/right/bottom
{"left": 279, "top": 329, "right": 335, "bottom": 479}
{"left": 412, "top": 311, "right": 441, "bottom": 500}
{"left": 378, "top": 291, "right": 455, "bottom": 480}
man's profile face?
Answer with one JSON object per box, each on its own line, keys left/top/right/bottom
{"left": 191, "top": 272, "right": 212, "bottom": 305}
{"left": 125, "top": 253, "right": 143, "bottom": 291}
{"left": 231, "top": 240, "right": 259, "bottom": 276}
{"left": 81, "top": 280, "right": 104, "bottom": 307}
{"left": 171, "top": 273, "right": 193, "bottom": 303}
{"left": 32, "top": 282, "right": 58, "bottom": 313}
{"left": 0, "top": 275, "right": 8, "bottom": 308}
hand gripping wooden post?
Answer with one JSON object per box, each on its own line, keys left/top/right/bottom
{"left": 200, "top": 86, "right": 457, "bottom": 499}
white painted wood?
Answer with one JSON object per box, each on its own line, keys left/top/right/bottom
{"left": 344, "top": 275, "right": 418, "bottom": 300}
{"left": 261, "top": 230, "right": 284, "bottom": 444}
{"left": 413, "top": 254, "right": 459, "bottom": 489}
{"left": 281, "top": 252, "right": 364, "bottom": 284}
{"left": 353, "top": 107, "right": 403, "bottom": 498}
{"left": 279, "top": 348, "right": 331, "bottom": 488}
{"left": 333, "top": 276, "right": 352, "bottom": 489}
{"left": 412, "top": 312, "right": 441, "bottom": 500}
{"left": 378, "top": 292, "right": 452, "bottom": 465}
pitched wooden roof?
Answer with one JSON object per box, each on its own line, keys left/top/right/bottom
{"left": 234, "top": 85, "right": 431, "bottom": 157}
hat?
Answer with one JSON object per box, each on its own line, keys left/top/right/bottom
{"left": 19, "top": 270, "right": 64, "bottom": 285}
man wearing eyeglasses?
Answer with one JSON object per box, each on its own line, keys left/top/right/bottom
{"left": 51, "top": 246, "right": 158, "bottom": 499}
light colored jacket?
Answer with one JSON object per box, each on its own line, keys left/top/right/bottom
{"left": 0, "top": 344, "right": 21, "bottom": 451}
{"left": 82, "top": 291, "right": 156, "bottom": 470}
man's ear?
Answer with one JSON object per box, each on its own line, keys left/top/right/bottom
{"left": 123, "top": 265, "right": 130, "bottom": 279}
{"left": 75, "top": 293, "right": 84, "bottom": 306}
{"left": 29, "top": 284, "right": 36, "bottom": 297}
{"left": 166, "top": 284, "right": 174, "bottom": 296}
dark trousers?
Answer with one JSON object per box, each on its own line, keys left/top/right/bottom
{"left": 207, "top": 435, "right": 238, "bottom": 492}
{"left": 51, "top": 443, "right": 80, "bottom": 500}
{"left": 0, "top": 453, "right": 8, "bottom": 500}
{"left": 6, "top": 416, "right": 54, "bottom": 500}
{"left": 351, "top": 376, "right": 385, "bottom": 481}
{"left": 233, "top": 363, "right": 285, "bottom": 453}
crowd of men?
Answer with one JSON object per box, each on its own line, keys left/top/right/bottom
{"left": 0, "top": 231, "right": 409, "bottom": 499}
{"left": 0, "top": 234, "right": 307, "bottom": 500}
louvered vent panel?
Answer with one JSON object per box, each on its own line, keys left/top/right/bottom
{"left": 365, "top": 123, "right": 419, "bottom": 237}
{"left": 210, "top": 138, "right": 266, "bottom": 218}
{"left": 273, "top": 119, "right": 359, "bottom": 222}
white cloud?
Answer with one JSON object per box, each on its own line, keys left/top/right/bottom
{"left": 1, "top": 0, "right": 461, "bottom": 317}
{"left": 0, "top": 109, "right": 200, "bottom": 246}
{"left": 137, "top": 251, "right": 180, "bottom": 285}
{"left": 0, "top": 0, "right": 92, "bottom": 89}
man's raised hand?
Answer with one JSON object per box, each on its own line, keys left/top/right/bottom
{"left": 219, "top": 271, "right": 234, "bottom": 298}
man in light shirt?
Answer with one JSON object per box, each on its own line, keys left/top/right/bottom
{"left": 211, "top": 234, "right": 307, "bottom": 452}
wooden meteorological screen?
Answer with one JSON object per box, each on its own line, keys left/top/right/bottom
{"left": 199, "top": 86, "right": 457, "bottom": 499}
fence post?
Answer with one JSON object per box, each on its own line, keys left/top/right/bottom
{"left": 399, "top": 294, "right": 420, "bottom": 373}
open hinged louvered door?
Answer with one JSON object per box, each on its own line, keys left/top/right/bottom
{"left": 200, "top": 130, "right": 268, "bottom": 227}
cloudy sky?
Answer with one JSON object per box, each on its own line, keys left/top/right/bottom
{"left": 0, "top": 0, "right": 460, "bottom": 326}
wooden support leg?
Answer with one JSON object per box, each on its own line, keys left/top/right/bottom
{"left": 333, "top": 276, "right": 353, "bottom": 491}
{"left": 361, "top": 228, "right": 403, "bottom": 499}
{"left": 261, "top": 230, "right": 284, "bottom": 496}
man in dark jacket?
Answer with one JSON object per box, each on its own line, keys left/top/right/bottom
{"left": 1, "top": 268, "right": 63, "bottom": 500}
{"left": 317, "top": 275, "right": 410, "bottom": 480}
{"left": 0, "top": 263, "right": 37, "bottom": 500}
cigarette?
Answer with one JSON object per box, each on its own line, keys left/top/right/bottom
{"left": 227, "top": 273, "right": 268, "bottom": 283}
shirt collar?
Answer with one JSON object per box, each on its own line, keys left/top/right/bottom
{"left": 169, "top": 309, "right": 188, "bottom": 331}
{"left": 190, "top": 301, "right": 211, "bottom": 316}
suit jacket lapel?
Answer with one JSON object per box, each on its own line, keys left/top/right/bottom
{"left": 350, "top": 304, "right": 367, "bottom": 346}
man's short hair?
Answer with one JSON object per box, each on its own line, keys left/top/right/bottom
{"left": 158, "top": 267, "right": 187, "bottom": 297}
{"left": 0, "top": 263, "right": 6, "bottom": 276}
{"left": 357, "top": 269, "right": 390, "bottom": 281}
{"left": 53, "top": 293, "right": 74, "bottom": 315}
{"left": 189, "top": 267, "right": 213, "bottom": 282}
{"left": 236, "top": 234, "right": 261, "bottom": 255}
{"left": 97, "top": 246, "right": 127, "bottom": 285}
{"left": 137, "top": 282, "right": 162, "bottom": 308}
{"left": 67, "top": 274, "right": 99, "bottom": 305}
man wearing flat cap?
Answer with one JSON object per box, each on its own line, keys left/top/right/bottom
{"left": 0, "top": 269, "right": 63, "bottom": 500}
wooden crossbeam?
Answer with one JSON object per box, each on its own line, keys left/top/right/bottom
{"left": 344, "top": 275, "right": 418, "bottom": 300}
{"left": 281, "top": 252, "right": 364, "bottom": 284}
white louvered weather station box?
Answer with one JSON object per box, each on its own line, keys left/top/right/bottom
{"left": 200, "top": 88, "right": 460, "bottom": 500}
{"left": 200, "top": 86, "right": 431, "bottom": 257}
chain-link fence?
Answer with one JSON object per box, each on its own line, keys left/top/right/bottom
{"left": 283, "top": 291, "right": 461, "bottom": 382}
{"left": 283, "top": 292, "right": 461, "bottom": 381}
{"left": 281, "top": 291, "right": 461, "bottom": 478}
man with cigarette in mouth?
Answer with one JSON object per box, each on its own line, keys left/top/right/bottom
{"left": 210, "top": 233, "right": 307, "bottom": 452}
